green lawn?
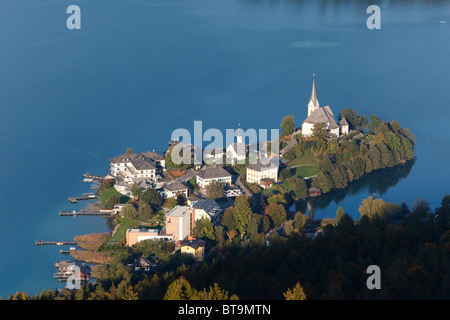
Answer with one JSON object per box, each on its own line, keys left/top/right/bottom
{"left": 287, "top": 158, "right": 318, "bottom": 167}
{"left": 98, "top": 186, "right": 130, "bottom": 205}
{"left": 108, "top": 217, "right": 140, "bottom": 242}
{"left": 293, "top": 165, "right": 319, "bottom": 178}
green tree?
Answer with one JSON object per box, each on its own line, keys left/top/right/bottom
{"left": 336, "top": 207, "right": 346, "bottom": 224}
{"left": 105, "top": 194, "right": 120, "bottom": 210}
{"left": 163, "top": 277, "right": 196, "bottom": 300}
{"left": 221, "top": 207, "right": 236, "bottom": 231}
{"left": 265, "top": 203, "right": 287, "bottom": 227}
{"left": 193, "top": 217, "right": 216, "bottom": 241}
{"left": 126, "top": 147, "right": 133, "bottom": 154}
{"left": 233, "top": 196, "right": 253, "bottom": 239}
{"left": 122, "top": 204, "right": 138, "bottom": 219}
{"left": 312, "top": 123, "right": 328, "bottom": 148}
{"left": 312, "top": 171, "right": 333, "bottom": 193}
{"left": 141, "top": 188, "right": 163, "bottom": 210}
{"left": 294, "top": 178, "right": 308, "bottom": 199}
{"left": 281, "top": 115, "right": 296, "bottom": 137}
{"left": 139, "top": 202, "right": 153, "bottom": 220}
{"left": 196, "top": 283, "right": 239, "bottom": 300}
{"left": 205, "top": 180, "right": 224, "bottom": 200}
{"left": 164, "top": 197, "right": 178, "bottom": 209}
{"left": 130, "top": 182, "right": 142, "bottom": 200}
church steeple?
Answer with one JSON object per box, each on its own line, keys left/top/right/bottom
{"left": 307, "top": 76, "right": 320, "bottom": 117}
{"left": 237, "top": 124, "right": 243, "bottom": 144}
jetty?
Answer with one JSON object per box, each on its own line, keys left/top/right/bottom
{"left": 35, "top": 240, "right": 78, "bottom": 246}
{"left": 59, "top": 210, "right": 115, "bottom": 217}
{"left": 82, "top": 173, "right": 105, "bottom": 181}
{"left": 68, "top": 193, "right": 98, "bottom": 203}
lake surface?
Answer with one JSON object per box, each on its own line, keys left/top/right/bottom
{"left": 0, "top": 0, "right": 449, "bottom": 298}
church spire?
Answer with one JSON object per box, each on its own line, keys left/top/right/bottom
{"left": 308, "top": 76, "right": 319, "bottom": 109}
{"left": 307, "top": 75, "right": 320, "bottom": 117}
{"left": 237, "top": 124, "right": 243, "bottom": 144}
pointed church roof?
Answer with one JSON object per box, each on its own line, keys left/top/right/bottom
{"left": 308, "top": 79, "right": 320, "bottom": 109}
{"left": 339, "top": 117, "right": 349, "bottom": 126}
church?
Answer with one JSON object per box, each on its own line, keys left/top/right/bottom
{"left": 301, "top": 78, "right": 349, "bottom": 137}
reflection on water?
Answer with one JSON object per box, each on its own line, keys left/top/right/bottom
{"left": 296, "top": 158, "right": 415, "bottom": 219}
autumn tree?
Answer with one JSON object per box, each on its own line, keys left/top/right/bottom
{"left": 283, "top": 282, "right": 307, "bottom": 300}
{"left": 359, "top": 195, "right": 386, "bottom": 220}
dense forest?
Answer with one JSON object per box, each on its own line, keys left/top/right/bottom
{"left": 9, "top": 194, "right": 450, "bottom": 300}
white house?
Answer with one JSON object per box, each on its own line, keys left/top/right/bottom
{"left": 110, "top": 152, "right": 168, "bottom": 185}
{"left": 301, "top": 79, "right": 348, "bottom": 137}
{"left": 160, "top": 181, "right": 189, "bottom": 199}
{"left": 191, "top": 199, "right": 223, "bottom": 224}
{"left": 196, "top": 166, "right": 232, "bottom": 189}
{"left": 246, "top": 159, "right": 279, "bottom": 186}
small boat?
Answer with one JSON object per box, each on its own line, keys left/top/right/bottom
{"left": 56, "top": 242, "right": 63, "bottom": 246}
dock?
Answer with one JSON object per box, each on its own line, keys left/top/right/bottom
{"left": 68, "top": 193, "right": 98, "bottom": 203}
{"left": 59, "top": 210, "right": 116, "bottom": 217}
{"left": 35, "top": 240, "right": 78, "bottom": 246}
{"left": 82, "top": 173, "right": 105, "bottom": 181}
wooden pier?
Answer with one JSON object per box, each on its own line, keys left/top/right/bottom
{"left": 59, "top": 210, "right": 116, "bottom": 217}
{"left": 82, "top": 173, "right": 105, "bottom": 181}
{"left": 68, "top": 193, "right": 98, "bottom": 203}
{"left": 35, "top": 240, "right": 78, "bottom": 246}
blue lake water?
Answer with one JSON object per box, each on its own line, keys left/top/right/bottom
{"left": 0, "top": 0, "right": 449, "bottom": 297}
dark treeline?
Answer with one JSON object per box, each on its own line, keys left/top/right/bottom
{"left": 10, "top": 194, "right": 450, "bottom": 300}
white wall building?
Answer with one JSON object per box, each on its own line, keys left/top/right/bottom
{"left": 246, "top": 159, "right": 279, "bottom": 186}
{"left": 196, "top": 166, "right": 232, "bottom": 189}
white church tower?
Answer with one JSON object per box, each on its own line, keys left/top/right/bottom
{"left": 307, "top": 77, "right": 320, "bottom": 117}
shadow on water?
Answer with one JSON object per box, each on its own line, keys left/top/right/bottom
{"left": 293, "top": 158, "right": 415, "bottom": 219}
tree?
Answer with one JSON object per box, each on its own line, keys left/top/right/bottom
{"left": 126, "top": 147, "right": 133, "bottom": 154}
{"left": 122, "top": 204, "right": 138, "bottom": 219}
{"left": 163, "top": 277, "right": 196, "bottom": 300}
{"left": 233, "top": 196, "right": 253, "bottom": 239}
{"left": 105, "top": 194, "right": 120, "bottom": 210}
{"left": 312, "top": 172, "right": 333, "bottom": 193}
{"left": 130, "top": 182, "right": 142, "bottom": 200}
{"left": 283, "top": 282, "right": 307, "bottom": 300}
{"left": 164, "top": 197, "right": 178, "bottom": 209}
{"left": 267, "top": 193, "right": 287, "bottom": 206}
{"left": 139, "top": 202, "right": 153, "bottom": 220}
{"left": 197, "top": 283, "right": 239, "bottom": 300}
{"left": 221, "top": 207, "right": 236, "bottom": 231}
{"left": 312, "top": 123, "right": 328, "bottom": 148}
{"left": 294, "top": 178, "right": 308, "bottom": 199}
{"left": 265, "top": 203, "right": 287, "bottom": 227}
{"left": 193, "top": 217, "right": 215, "bottom": 241}
{"left": 359, "top": 195, "right": 386, "bottom": 220}
{"left": 141, "top": 188, "right": 162, "bottom": 210}
{"left": 336, "top": 207, "right": 346, "bottom": 224}
{"left": 281, "top": 115, "right": 296, "bottom": 137}
{"left": 205, "top": 180, "right": 224, "bottom": 200}
{"left": 339, "top": 109, "right": 368, "bottom": 132}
